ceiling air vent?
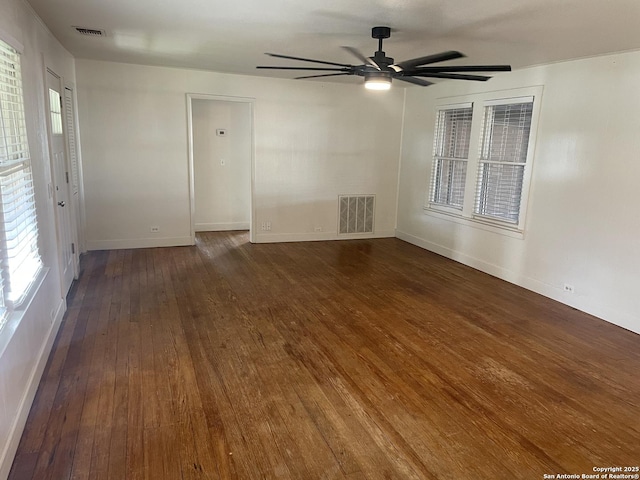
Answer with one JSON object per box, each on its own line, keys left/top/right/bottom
{"left": 73, "top": 27, "right": 106, "bottom": 37}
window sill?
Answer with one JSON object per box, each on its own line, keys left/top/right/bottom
{"left": 423, "top": 207, "right": 525, "bottom": 240}
{"left": 0, "top": 267, "right": 50, "bottom": 359}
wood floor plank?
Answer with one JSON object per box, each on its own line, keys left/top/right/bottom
{"left": 14, "top": 253, "right": 100, "bottom": 459}
{"left": 9, "top": 232, "right": 640, "bottom": 480}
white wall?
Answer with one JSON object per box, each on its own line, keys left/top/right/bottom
{"left": 0, "top": 1, "right": 76, "bottom": 477}
{"left": 397, "top": 50, "right": 640, "bottom": 334}
{"left": 193, "top": 99, "right": 251, "bottom": 232}
{"left": 76, "top": 60, "right": 405, "bottom": 248}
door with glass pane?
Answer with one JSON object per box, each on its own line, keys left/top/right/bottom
{"left": 46, "top": 69, "right": 74, "bottom": 296}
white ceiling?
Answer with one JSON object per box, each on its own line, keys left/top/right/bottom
{"left": 27, "top": 0, "right": 640, "bottom": 84}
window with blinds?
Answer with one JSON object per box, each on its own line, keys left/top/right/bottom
{"left": 430, "top": 104, "right": 473, "bottom": 209}
{"left": 0, "top": 38, "right": 43, "bottom": 325}
{"left": 475, "top": 100, "right": 533, "bottom": 224}
{"left": 425, "top": 90, "right": 540, "bottom": 233}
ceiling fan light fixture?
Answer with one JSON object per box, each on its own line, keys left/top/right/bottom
{"left": 256, "top": 26, "right": 511, "bottom": 89}
{"left": 364, "top": 71, "right": 392, "bottom": 90}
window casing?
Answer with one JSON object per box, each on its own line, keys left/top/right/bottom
{"left": 0, "top": 38, "right": 43, "bottom": 328}
{"left": 426, "top": 88, "right": 542, "bottom": 235}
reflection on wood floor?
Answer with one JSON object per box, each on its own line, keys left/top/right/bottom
{"left": 9, "top": 231, "right": 640, "bottom": 479}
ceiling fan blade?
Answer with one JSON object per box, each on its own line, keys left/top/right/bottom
{"left": 410, "top": 72, "right": 491, "bottom": 81}
{"left": 342, "top": 46, "right": 381, "bottom": 70}
{"left": 395, "top": 76, "right": 434, "bottom": 87}
{"left": 405, "top": 65, "right": 512, "bottom": 73}
{"left": 392, "top": 51, "right": 465, "bottom": 71}
{"left": 265, "top": 52, "right": 352, "bottom": 68}
{"left": 295, "top": 73, "right": 353, "bottom": 80}
{"left": 257, "top": 66, "right": 351, "bottom": 72}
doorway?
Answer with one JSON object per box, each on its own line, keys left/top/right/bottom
{"left": 187, "top": 95, "right": 254, "bottom": 242}
{"left": 46, "top": 69, "right": 76, "bottom": 296}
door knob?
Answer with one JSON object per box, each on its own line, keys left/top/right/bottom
{"left": 58, "top": 201, "right": 66, "bottom": 207}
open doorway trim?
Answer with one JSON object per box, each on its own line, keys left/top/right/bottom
{"left": 186, "top": 94, "right": 256, "bottom": 244}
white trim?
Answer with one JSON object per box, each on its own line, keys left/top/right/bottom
{"left": 255, "top": 230, "right": 396, "bottom": 244}
{"left": 393, "top": 88, "right": 407, "bottom": 231}
{"left": 0, "top": 269, "right": 49, "bottom": 358}
{"left": 422, "top": 207, "right": 525, "bottom": 239}
{"left": 63, "top": 81, "right": 87, "bottom": 254}
{"left": 395, "top": 230, "right": 639, "bottom": 335}
{"left": 86, "top": 236, "right": 193, "bottom": 251}
{"left": 195, "top": 222, "right": 249, "bottom": 232}
{"left": 484, "top": 95, "right": 534, "bottom": 106}
{"left": 186, "top": 96, "right": 195, "bottom": 245}
{"left": 435, "top": 101, "right": 473, "bottom": 110}
{"left": 186, "top": 93, "right": 256, "bottom": 245}
{"left": 436, "top": 85, "right": 545, "bottom": 103}
{"left": 62, "top": 83, "right": 86, "bottom": 258}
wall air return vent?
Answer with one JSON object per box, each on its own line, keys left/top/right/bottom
{"left": 73, "top": 27, "right": 106, "bottom": 37}
{"left": 339, "top": 195, "right": 375, "bottom": 234}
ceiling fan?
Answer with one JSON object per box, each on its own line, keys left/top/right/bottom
{"left": 257, "top": 26, "right": 511, "bottom": 90}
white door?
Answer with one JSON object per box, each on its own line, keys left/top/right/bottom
{"left": 47, "top": 70, "right": 74, "bottom": 296}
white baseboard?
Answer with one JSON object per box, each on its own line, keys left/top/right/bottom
{"left": 254, "top": 229, "right": 396, "bottom": 244}
{"left": 195, "top": 222, "right": 249, "bottom": 232}
{"left": 0, "top": 296, "right": 65, "bottom": 480}
{"left": 86, "top": 236, "right": 193, "bottom": 251}
{"left": 395, "top": 229, "right": 639, "bottom": 335}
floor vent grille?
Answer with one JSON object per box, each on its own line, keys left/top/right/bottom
{"left": 339, "top": 195, "right": 375, "bottom": 234}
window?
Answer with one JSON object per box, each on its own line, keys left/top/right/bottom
{"left": 48, "top": 88, "right": 63, "bottom": 135}
{"left": 475, "top": 100, "right": 533, "bottom": 224}
{"left": 430, "top": 104, "right": 473, "bottom": 209}
{"left": 426, "top": 89, "right": 541, "bottom": 234}
{"left": 0, "top": 38, "right": 43, "bottom": 326}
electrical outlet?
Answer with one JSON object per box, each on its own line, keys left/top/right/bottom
{"left": 314, "top": 226, "right": 322, "bottom": 232}
{"left": 261, "top": 221, "right": 272, "bottom": 231}
{"left": 563, "top": 283, "right": 575, "bottom": 294}
{"left": 266, "top": 221, "right": 271, "bottom": 231}
{"left": 150, "top": 226, "right": 160, "bottom": 233}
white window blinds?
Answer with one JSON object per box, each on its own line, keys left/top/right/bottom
{"left": 430, "top": 105, "right": 473, "bottom": 209}
{"left": 475, "top": 100, "right": 533, "bottom": 224}
{"left": 0, "top": 39, "right": 42, "bottom": 316}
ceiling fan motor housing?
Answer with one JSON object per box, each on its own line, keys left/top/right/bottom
{"left": 373, "top": 51, "right": 394, "bottom": 68}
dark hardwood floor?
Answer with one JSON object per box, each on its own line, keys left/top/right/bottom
{"left": 8, "top": 232, "right": 640, "bottom": 479}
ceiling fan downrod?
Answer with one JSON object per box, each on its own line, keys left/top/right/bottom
{"left": 371, "top": 26, "right": 393, "bottom": 68}
{"left": 372, "top": 26, "right": 390, "bottom": 50}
